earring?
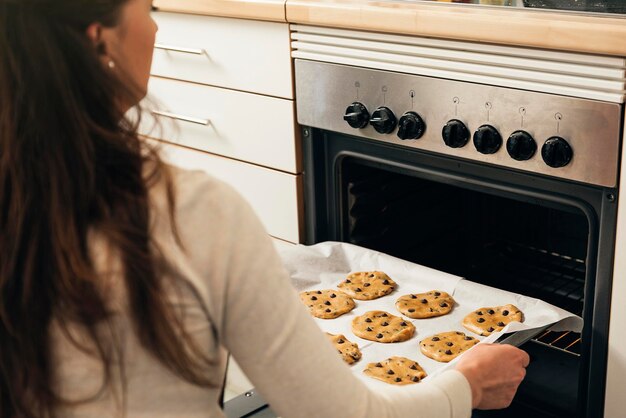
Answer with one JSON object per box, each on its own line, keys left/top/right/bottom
{"left": 108, "top": 60, "right": 116, "bottom": 69}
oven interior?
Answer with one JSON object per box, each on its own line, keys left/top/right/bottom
{"left": 342, "top": 159, "right": 585, "bottom": 417}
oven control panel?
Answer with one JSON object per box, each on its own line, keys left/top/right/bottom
{"left": 295, "top": 59, "right": 622, "bottom": 187}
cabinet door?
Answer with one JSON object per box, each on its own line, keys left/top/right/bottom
{"left": 157, "top": 142, "right": 303, "bottom": 243}
{"left": 151, "top": 12, "right": 293, "bottom": 99}
{"left": 142, "top": 77, "right": 299, "bottom": 173}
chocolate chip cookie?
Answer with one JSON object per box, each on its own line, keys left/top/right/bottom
{"left": 419, "top": 331, "right": 479, "bottom": 362}
{"left": 395, "top": 290, "right": 455, "bottom": 319}
{"left": 337, "top": 271, "right": 397, "bottom": 300}
{"left": 351, "top": 310, "right": 415, "bottom": 343}
{"left": 363, "top": 356, "right": 427, "bottom": 385}
{"left": 299, "top": 289, "right": 355, "bottom": 319}
{"left": 326, "top": 333, "right": 362, "bottom": 365}
{"left": 462, "top": 304, "right": 524, "bottom": 336}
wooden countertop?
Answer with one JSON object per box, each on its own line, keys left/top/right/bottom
{"left": 153, "top": 0, "right": 286, "bottom": 22}
{"left": 154, "top": 0, "right": 626, "bottom": 56}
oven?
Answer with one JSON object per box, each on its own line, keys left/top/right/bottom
{"left": 292, "top": 27, "right": 624, "bottom": 417}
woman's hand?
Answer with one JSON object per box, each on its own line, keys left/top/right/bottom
{"left": 455, "top": 343, "right": 530, "bottom": 410}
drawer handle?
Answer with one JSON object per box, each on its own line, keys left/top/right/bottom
{"left": 152, "top": 110, "right": 210, "bottom": 126}
{"left": 154, "top": 43, "right": 208, "bottom": 57}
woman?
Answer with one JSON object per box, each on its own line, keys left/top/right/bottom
{"left": 0, "top": 0, "right": 529, "bottom": 417}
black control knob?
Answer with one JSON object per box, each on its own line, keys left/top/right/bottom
{"left": 343, "top": 102, "right": 370, "bottom": 129}
{"left": 442, "top": 119, "right": 470, "bottom": 148}
{"left": 397, "top": 112, "right": 426, "bottom": 140}
{"left": 541, "top": 136, "right": 573, "bottom": 168}
{"left": 506, "top": 130, "right": 537, "bottom": 161}
{"left": 369, "top": 107, "right": 397, "bottom": 134}
{"left": 473, "top": 124, "right": 502, "bottom": 154}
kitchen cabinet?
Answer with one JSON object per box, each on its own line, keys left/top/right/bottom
{"left": 143, "top": 11, "right": 303, "bottom": 243}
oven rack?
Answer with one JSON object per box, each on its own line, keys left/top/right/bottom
{"left": 475, "top": 240, "right": 584, "bottom": 356}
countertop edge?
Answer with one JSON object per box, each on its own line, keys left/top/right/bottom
{"left": 287, "top": 1, "right": 626, "bottom": 57}
{"left": 153, "top": 0, "right": 287, "bottom": 23}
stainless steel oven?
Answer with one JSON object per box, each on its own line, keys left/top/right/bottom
{"left": 294, "top": 54, "right": 622, "bottom": 417}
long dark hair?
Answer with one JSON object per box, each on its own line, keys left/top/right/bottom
{"left": 0, "top": 1, "right": 213, "bottom": 416}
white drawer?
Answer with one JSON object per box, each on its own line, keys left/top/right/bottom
{"left": 143, "top": 77, "right": 299, "bottom": 174}
{"left": 157, "top": 143, "right": 303, "bottom": 243}
{"left": 151, "top": 12, "right": 293, "bottom": 99}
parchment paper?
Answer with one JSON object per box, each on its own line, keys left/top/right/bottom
{"left": 279, "top": 241, "right": 583, "bottom": 387}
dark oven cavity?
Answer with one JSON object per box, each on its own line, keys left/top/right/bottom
{"left": 297, "top": 59, "right": 621, "bottom": 418}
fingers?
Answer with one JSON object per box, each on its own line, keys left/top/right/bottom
{"left": 520, "top": 350, "right": 530, "bottom": 368}
{"left": 455, "top": 343, "right": 530, "bottom": 410}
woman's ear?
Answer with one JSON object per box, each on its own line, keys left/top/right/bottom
{"left": 85, "top": 23, "right": 104, "bottom": 52}
{"left": 85, "top": 22, "right": 114, "bottom": 67}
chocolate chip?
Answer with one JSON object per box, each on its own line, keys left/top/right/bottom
{"left": 432, "top": 336, "right": 440, "bottom": 341}
{"left": 317, "top": 291, "right": 322, "bottom": 294}
{"left": 364, "top": 282, "right": 371, "bottom": 287}
{"left": 446, "top": 342, "right": 454, "bottom": 346}
{"left": 325, "top": 308, "right": 331, "bottom": 312}
{"left": 324, "top": 301, "right": 331, "bottom": 305}
{"left": 387, "top": 369, "right": 395, "bottom": 375}
{"left": 420, "top": 299, "right": 428, "bottom": 304}
{"left": 497, "top": 321, "right": 505, "bottom": 327}
{"left": 365, "top": 318, "right": 372, "bottom": 323}
{"left": 382, "top": 279, "right": 390, "bottom": 285}
{"left": 487, "top": 327, "right": 494, "bottom": 332}
{"left": 476, "top": 311, "right": 483, "bottom": 315}
{"left": 408, "top": 309, "right": 415, "bottom": 313}
{"left": 439, "top": 302, "right": 448, "bottom": 308}
{"left": 330, "top": 293, "right": 336, "bottom": 298}
{"left": 337, "top": 338, "right": 344, "bottom": 344}
{"left": 477, "top": 318, "right": 485, "bottom": 323}
{"left": 464, "top": 336, "right": 473, "bottom": 340}
{"left": 410, "top": 364, "right": 418, "bottom": 370}
{"left": 376, "top": 333, "right": 383, "bottom": 338}
{"left": 429, "top": 308, "right": 434, "bottom": 312}
{"left": 381, "top": 313, "right": 388, "bottom": 317}
{"left": 456, "top": 332, "right": 462, "bottom": 335}
{"left": 369, "top": 273, "right": 375, "bottom": 277}
{"left": 410, "top": 295, "right": 417, "bottom": 299}
{"left": 345, "top": 279, "right": 351, "bottom": 283}
{"left": 502, "top": 310, "right": 509, "bottom": 316}
{"left": 382, "top": 322, "right": 389, "bottom": 326}
{"left": 366, "top": 327, "right": 373, "bottom": 331}
{"left": 487, "top": 309, "right": 495, "bottom": 315}
{"left": 375, "top": 362, "right": 383, "bottom": 367}
{"left": 445, "top": 350, "right": 453, "bottom": 355}
{"left": 311, "top": 296, "right": 317, "bottom": 300}
{"left": 395, "top": 377, "right": 402, "bottom": 382}
{"left": 355, "top": 288, "right": 362, "bottom": 292}
{"left": 400, "top": 321, "right": 407, "bottom": 326}
{"left": 434, "top": 291, "right": 441, "bottom": 296}
{"left": 411, "top": 376, "right": 420, "bottom": 382}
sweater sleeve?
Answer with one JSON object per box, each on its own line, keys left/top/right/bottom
{"left": 194, "top": 177, "right": 472, "bottom": 418}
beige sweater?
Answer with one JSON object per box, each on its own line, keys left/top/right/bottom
{"left": 52, "top": 166, "right": 472, "bottom": 418}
